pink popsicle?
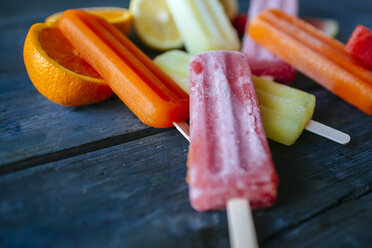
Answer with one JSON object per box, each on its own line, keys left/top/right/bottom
{"left": 242, "top": 0, "right": 298, "bottom": 84}
{"left": 187, "top": 51, "right": 278, "bottom": 211}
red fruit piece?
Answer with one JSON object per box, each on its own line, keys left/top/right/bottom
{"left": 231, "top": 13, "right": 247, "bottom": 36}
{"left": 345, "top": 25, "right": 372, "bottom": 68}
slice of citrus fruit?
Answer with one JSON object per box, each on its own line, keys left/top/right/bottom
{"left": 45, "top": 7, "right": 134, "bottom": 35}
{"left": 24, "top": 23, "right": 113, "bottom": 106}
{"left": 129, "top": 0, "right": 183, "bottom": 50}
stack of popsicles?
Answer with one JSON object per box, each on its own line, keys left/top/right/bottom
{"left": 57, "top": 10, "right": 272, "bottom": 247}
{"left": 48, "top": 1, "right": 372, "bottom": 246}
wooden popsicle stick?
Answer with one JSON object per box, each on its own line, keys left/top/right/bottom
{"left": 227, "top": 199, "right": 259, "bottom": 248}
{"left": 305, "top": 120, "right": 351, "bottom": 145}
{"left": 173, "top": 121, "right": 190, "bottom": 141}
{"left": 260, "top": 75, "right": 275, "bottom": 81}
{"left": 174, "top": 121, "right": 351, "bottom": 145}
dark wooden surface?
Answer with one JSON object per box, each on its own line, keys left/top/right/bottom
{"left": 0, "top": 0, "right": 371, "bottom": 247}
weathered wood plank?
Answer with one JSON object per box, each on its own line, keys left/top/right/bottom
{"left": 264, "top": 191, "right": 372, "bottom": 248}
{"left": 0, "top": 72, "right": 155, "bottom": 168}
{"left": 0, "top": 128, "right": 370, "bottom": 248}
{"left": 252, "top": 87, "right": 372, "bottom": 240}
{"left": 0, "top": 131, "right": 199, "bottom": 248}
{"left": 0, "top": 28, "right": 28, "bottom": 74}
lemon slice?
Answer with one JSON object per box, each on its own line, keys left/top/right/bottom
{"left": 45, "top": 7, "right": 134, "bottom": 35}
{"left": 130, "top": 0, "right": 183, "bottom": 50}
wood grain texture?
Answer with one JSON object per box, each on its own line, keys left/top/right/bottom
{"left": 0, "top": 81, "right": 156, "bottom": 168}
{"left": 0, "top": 0, "right": 371, "bottom": 247}
{"left": 265, "top": 191, "right": 372, "bottom": 248}
{"left": 0, "top": 69, "right": 165, "bottom": 168}
{"left": 0, "top": 129, "right": 370, "bottom": 248}
{"left": 0, "top": 28, "right": 27, "bottom": 74}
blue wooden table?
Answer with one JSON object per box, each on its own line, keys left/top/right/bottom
{"left": 0, "top": 0, "right": 371, "bottom": 247}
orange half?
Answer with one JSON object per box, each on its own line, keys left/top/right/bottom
{"left": 24, "top": 23, "right": 113, "bottom": 106}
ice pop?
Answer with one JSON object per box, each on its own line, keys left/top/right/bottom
{"left": 187, "top": 51, "right": 278, "bottom": 211}
{"left": 249, "top": 9, "right": 372, "bottom": 115}
{"left": 154, "top": 50, "right": 316, "bottom": 146}
{"left": 57, "top": 10, "right": 189, "bottom": 128}
{"left": 165, "top": 0, "right": 240, "bottom": 54}
{"left": 241, "top": 0, "right": 298, "bottom": 84}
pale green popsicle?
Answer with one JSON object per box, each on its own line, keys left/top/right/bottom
{"left": 165, "top": 0, "right": 240, "bottom": 54}
{"left": 154, "top": 50, "right": 316, "bottom": 146}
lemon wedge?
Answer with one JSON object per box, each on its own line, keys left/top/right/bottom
{"left": 130, "top": 0, "right": 183, "bottom": 50}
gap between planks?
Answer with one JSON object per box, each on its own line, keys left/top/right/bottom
{"left": 0, "top": 127, "right": 173, "bottom": 176}
{"left": 262, "top": 183, "right": 372, "bottom": 244}
{"left": 1, "top": 121, "right": 370, "bottom": 244}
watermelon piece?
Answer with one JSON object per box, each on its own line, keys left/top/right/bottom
{"left": 345, "top": 25, "right": 372, "bottom": 68}
{"left": 232, "top": 14, "right": 339, "bottom": 37}
{"left": 231, "top": 13, "right": 248, "bottom": 36}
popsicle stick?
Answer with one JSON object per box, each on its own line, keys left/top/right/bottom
{"left": 173, "top": 121, "right": 190, "bottom": 141}
{"left": 227, "top": 199, "right": 259, "bottom": 248}
{"left": 260, "top": 75, "right": 275, "bottom": 82}
{"left": 305, "top": 120, "right": 351, "bottom": 145}
{"left": 174, "top": 121, "right": 350, "bottom": 145}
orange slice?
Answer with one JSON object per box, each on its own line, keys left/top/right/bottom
{"left": 24, "top": 23, "right": 113, "bottom": 106}
{"left": 45, "top": 7, "right": 134, "bottom": 35}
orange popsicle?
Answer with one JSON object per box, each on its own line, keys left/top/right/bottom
{"left": 58, "top": 10, "right": 189, "bottom": 128}
{"left": 249, "top": 9, "right": 372, "bottom": 115}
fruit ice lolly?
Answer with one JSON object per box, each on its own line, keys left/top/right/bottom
{"left": 165, "top": 0, "right": 240, "bottom": 54}
{"left": 154, "top": 50, "right": 315, "bottom": 146}
{"left": 241, "top": 0, "right": 298, "bottom": 84}
{"left": 58, "top": 10, "right": 189, "bottom": 128}
{"left": 249, "top": 9, "right": 372, "bottom": 115}
{"left": 188, "top": 51, "right": 278, "bottom": 211}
